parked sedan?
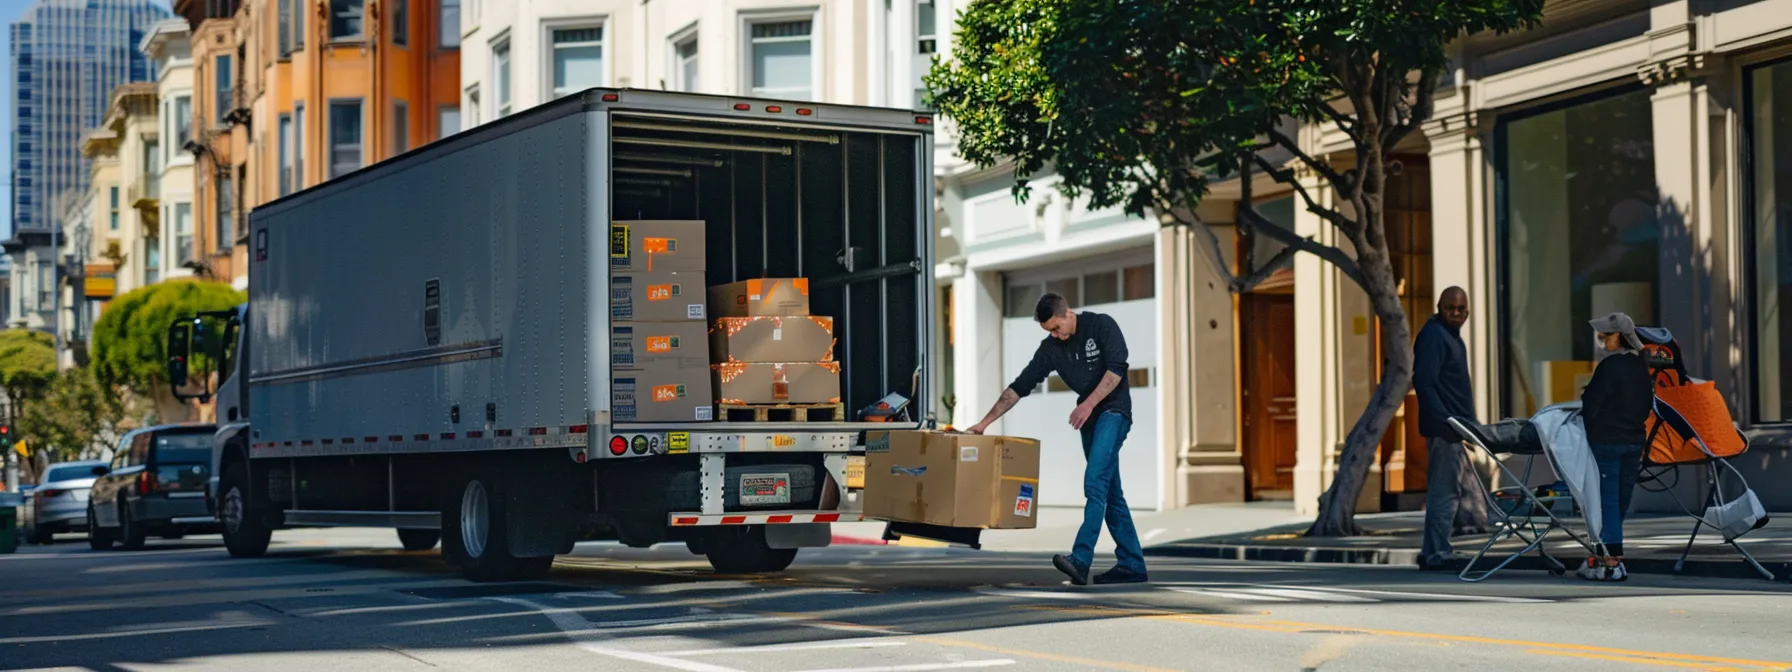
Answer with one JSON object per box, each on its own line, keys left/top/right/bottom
{"left": 89, "top": 424, "right": 220, "bottom": 550}
{"left": 29, "top": 460, "right": 107, "bottom": 544}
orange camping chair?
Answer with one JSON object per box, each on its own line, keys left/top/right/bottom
{"left": 1635, "top": 327, "right": 1774, "bottom": 580}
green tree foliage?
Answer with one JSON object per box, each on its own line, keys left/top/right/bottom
{"left": 92, "top": 279, "right": 245, "bottom": 396}
{"left": 0, "top": 329, "right": 57, "bottom": 413}
{"left": 930, "top": 0, "right": 1543, "bottom": 535}
{"left": 19, "top": 367, "right": 128, "bottom": 463}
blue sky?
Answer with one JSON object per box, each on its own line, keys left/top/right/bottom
{"left": 2, "top": 0, "right": 172, "bottom": 234}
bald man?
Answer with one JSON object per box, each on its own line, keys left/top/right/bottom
{"left": 1413, "top": 286, "right": 1483, "bottom": 570}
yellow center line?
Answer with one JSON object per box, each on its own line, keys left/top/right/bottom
{"left": 1013, "top": 605, "right": 1792, "bottom": 670}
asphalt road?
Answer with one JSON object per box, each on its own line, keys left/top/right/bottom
{"left": 3, "top": 528, "right": 1790, "bottom": 672}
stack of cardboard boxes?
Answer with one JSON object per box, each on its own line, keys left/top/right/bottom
{"left": 609, "top": 221, "right": 714, "bottom": 422}
{"left": 707, "top": 278, "right": 843, "bottom": 407}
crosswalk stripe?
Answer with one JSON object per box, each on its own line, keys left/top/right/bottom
{"left": 671, "top": 640, "right": 908, "bottom": 656}
{"left": 790, "top": 661, "right": 1016, "bottom": 672}
{"left": 1168, "top": 588, "right": 1296, "bottom": 602}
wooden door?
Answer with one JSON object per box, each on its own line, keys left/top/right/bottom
{"left": 1241, "top": 294, "right": 1298, "bottom": 498}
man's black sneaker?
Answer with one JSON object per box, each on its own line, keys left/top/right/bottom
{"left": 1052, "top": 554, "right": 1091, "bottom": 586}
{"left": 1093, "top": 568, "right": 1149, "bottom": 585}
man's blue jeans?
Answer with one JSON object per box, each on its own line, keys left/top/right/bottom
{"left": 1072, "top": 411, "right": 1147, "bottom": 574}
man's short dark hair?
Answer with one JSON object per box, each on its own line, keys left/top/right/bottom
{"left": 1035, "top": 293, "right": 1069, "bottom": 323}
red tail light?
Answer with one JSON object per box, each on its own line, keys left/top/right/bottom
{"left": 608, "top": 436, "right": 628, "bottom": 456}
{"left": 37, "top": 489, "right": 65, "bottom": 499}
{"left": 137, "top": 471, "right": 156, "bottom": 496}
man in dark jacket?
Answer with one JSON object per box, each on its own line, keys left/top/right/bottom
{"left": 1412, "top": 286, "right": 1486, "bottom": 569}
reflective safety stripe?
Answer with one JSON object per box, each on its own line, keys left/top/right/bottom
{"left": 667, "top": 512, "right": 864, "bottom": 526}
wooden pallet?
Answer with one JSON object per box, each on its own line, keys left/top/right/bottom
{"left": 717, "top": 402, "right": 846, "bottom": 423}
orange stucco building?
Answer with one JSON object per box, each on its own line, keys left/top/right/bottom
{"left": 178, "top": 0, "right": 461, "bottom": 287}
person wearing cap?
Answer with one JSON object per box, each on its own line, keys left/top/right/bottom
{"left": 1578, "top": 312, "right": 1653, "bottom": 582}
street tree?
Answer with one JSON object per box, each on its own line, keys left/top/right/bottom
{"left": 92, "top": 279, "right": 245, "bottom": 423}
{"left": 19, "top": 367, "right": 132, "bottom": 468}
{"left": 929, "top": 0, "right": 1544, "bottom": 535}
{"left": 0, "top": 329, "right": 57, "bottom": 417}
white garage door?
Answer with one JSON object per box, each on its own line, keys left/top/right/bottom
{"left": 999, "top": 252, "right": 1159, "bottom": 511}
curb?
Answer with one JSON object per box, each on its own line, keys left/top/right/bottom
{"left": 1145, "top": 543, "right": 1792, "bottom": 583}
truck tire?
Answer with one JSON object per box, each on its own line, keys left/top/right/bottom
{"left": 398, "top": 529, "right": 441, "bottom": 551}
{"left": 86, "top": 506, "right": 114, "bottom": 550}
{"left": 445, "top": 477, "right": 553, "bottom": 582}
{"left": 220, "top": 463, "right": 273, "bottom": 558}
{"left": 705, "top": 526, "right": 798, "bottom": 574}
{"left": 118, "top": 502, "right": 148, "bottom": 550}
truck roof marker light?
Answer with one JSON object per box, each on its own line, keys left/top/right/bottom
{"left": 389, "top": 435, "right": 404, "bottom": 442}
{"left": 495, "top": 429, "right": 514, "bottom": 437}
{"left": 414, "top": 434, "right": 429, "bottom": 441}
{"left": 734, "top": 103, "right": 752, "bottom": 111}
{"left": 609, "top": 436, "right": 628, "bottom": 456}
{"left": 916, "top": 116, "right": 933, "bottom": 125}
{"left": 364, "top": 436, "right": 379, "bottom": 443}
{"left": 796, "top": 108, "right": 813, "bottom": 116}
{"left": 601, "top": 93, "right": 620, "bottom": 102}
{"left": 570, "top": 425, "right": 589, "bottom": 434}
{"left": 765, "top": 105, "right": 782, "bottom": 113}
{"left": 529, "top": 427, "right": 548, "bottom": 436}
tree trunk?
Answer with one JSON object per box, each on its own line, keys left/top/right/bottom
{"left": 1305, "top": 182, "right": 1413, "bottom": 537}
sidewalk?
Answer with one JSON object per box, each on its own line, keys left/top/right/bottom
{"left": 1145, "top": 510, "right": 1792, "bottom": 582}
{"left": 832, "top": 501, "right": 1309, "bottom": 552}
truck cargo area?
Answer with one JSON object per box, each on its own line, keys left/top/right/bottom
{"left": 608, "top": 112, "right": 928, "bottom": 430}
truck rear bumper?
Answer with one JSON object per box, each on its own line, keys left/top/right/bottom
{"left": 667, "top": 511, "right": 864, "bottom": 527}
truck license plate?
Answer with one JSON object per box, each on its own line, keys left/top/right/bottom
{"left": 739, "top": 473, "right": 791, "bottom": 506}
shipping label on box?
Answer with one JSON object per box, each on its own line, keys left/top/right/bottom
{"left": 610, "top": 220, "right": 707, "bottom": 272}
{"left": 861, "top": 430, "right": 1041, "bottom": 529}
{"left": 613, "top": 370, "right": 714, "bottom": 422}
{"left": 710, "top": 316, "right": 834, "bottom": 363}
{"left": 613, "top": 271, "right": 707, "bottom": 322}
{"left": 712, "top": 361, "right": 840, "bottom": 405}
{"left": 709, "top": 278, "right": 810, "bottom": 317}
{"left": 611, "top": 321, "right": 711, "bottom": 370}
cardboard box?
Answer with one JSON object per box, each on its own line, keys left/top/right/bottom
{"left": 610, "top": 220, "right": 707, "bottom": 272}
{"left": 710, "top": 316, "right": 835, "bottom": 363}
{"left": 613, "top": 366, "right": 714, "bottom": 422}
{"left": 611, "top": 321, "right": 711, "bottom": 370}
{"left": 709, "top": 278, "right": 810, "bottom": 317}
{"left": 861, "top": 430, "right": 1041, "bottom": 529}
{"left": 713, "top": 361, "right": 840, "bottom": 405}
{"left": 613, "top": 270, "right": 708, "bottom": 322}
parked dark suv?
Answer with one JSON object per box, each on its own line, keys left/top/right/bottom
{"left": 88, "top": 424, "right": 220, "bottom": 550}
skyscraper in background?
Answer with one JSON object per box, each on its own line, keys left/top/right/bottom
{"left": 9, "top": 0, "right": 169, "bottom": 237}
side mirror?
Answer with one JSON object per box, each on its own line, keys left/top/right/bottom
{"left": 167, "top": 320, "right": 210, "bottom": 401}
{"left": 91, "top": 466, "right": 109, "bottom": 477}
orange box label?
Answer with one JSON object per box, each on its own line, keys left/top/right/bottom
{"left": 647, "top": 284, "right": 673, "bottom": 301}
{"left": 643, "top": 237, "right": 675, "bottom": 253}
{"left": 652, "top": 384, "right": 682, "bottom": 402}
{"left": 646, "top": 336, "right": 675, "bottom": 353}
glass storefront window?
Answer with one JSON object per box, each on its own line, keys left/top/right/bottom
{"left": 1749, "top": 60, "right": 1792, "bottom": 422}
{"left": 1499, "top": 87, "right": 1658, "bottom": 417}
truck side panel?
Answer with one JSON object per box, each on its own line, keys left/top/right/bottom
{"left": 248, "top": 110, "right": 595, "bottom": 454}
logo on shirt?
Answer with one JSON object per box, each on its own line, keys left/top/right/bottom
{"left": 1085, "top": 338, "right": 1101, "bottom": 360}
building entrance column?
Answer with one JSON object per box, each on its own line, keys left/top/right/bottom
{"left": 1163, "top": 221, "right": 1246, "bottom": 505}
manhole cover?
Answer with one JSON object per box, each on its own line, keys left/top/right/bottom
{"left": 402, "top": 582, "right": 586, "bottom": 600}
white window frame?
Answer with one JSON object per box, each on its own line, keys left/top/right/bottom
{"left": 668, "top": 22, "right": 699, "bottom": 93}
{"left": 465, "top": 83, "right": 482, "bottom": 128}
{"left": 541, "top": 17, "right": 609, "bottom": 100}
{"left": 739, "top": 8, "right": 822, "bottom": 101}
{"left": 490, "top": 33, "right": 512, "bottom": 118}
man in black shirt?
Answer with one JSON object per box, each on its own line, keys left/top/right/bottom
{"left": 966, "top": 293, "right": 1146, "bottom": 586}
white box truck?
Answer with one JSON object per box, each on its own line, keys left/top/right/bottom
{"left": 165, "top": 90, "right": 939, "bottom": 581}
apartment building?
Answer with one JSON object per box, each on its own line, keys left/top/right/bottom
{"left": 143, "top": 19, "right": 200, "bottom": 288}
{"left": 176, "top": 0, "right": 462, "bottom": 287}
{"left": 79, "top": 84, "right": 165, "bottom": 296}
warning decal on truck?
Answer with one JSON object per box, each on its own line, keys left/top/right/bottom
{"left": 668, "top": 431, "right": 690, "bottom": 454}
{"left": 610, "top": 224, "right": 630, "bottom": 259}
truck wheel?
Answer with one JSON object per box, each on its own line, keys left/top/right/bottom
{"left": 445, "top": 477, "right": 553, "bottom": 582}
{"left": 705, "top": 526, "right": 798, "bottom": 574}
{"left": 118, "top": 503, "right": 148, "bottom": 550}
{"left": 397, "top": 529, "right": 441, "bottom": 551}
{"left": 86, "top": 506, "right": 115, "bottom": 550}
{"left": 220, "top": 463, "right": 273, "bottom": 558}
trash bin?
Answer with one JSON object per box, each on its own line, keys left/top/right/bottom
{"left": 0, "top": 492, "right": 21, "bottom": 554}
